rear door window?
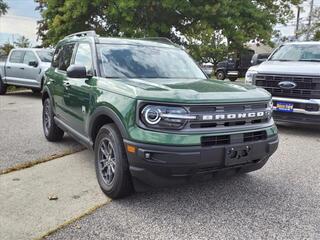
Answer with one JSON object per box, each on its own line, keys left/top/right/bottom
{"left": 9, "top": 51, "right": 25, "bottom": 63}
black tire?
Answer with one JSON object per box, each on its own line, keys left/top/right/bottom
{"left": 0, "top": 78, "right": 7, "bottom": 95}
{"left": 216, "top": 70, "right": 226, "bottom": 80}
{"left": 94, "top": 124, "right": 133, "bottom": 199}
{"left": 229, "top": 77, "right": 238, "bottom": 81}
{"left": 42, "top": 98, "right": 64, "bottom": 141}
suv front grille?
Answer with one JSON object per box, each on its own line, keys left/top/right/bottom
{"left": 255, "top": 74, "right": 320, "bottom": 99}
{"left": 185, "top": 102, "right": 271, "bottom": 131}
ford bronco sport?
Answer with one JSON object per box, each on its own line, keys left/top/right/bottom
{"left": 42, "top": 31, "right": 278, "bottom": 199}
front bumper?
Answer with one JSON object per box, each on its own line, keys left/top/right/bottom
{"left": 272, "top": 97, "right": 320, "bottom": 124}
{"left": 124, "top": 134, "right": 278, "bottom": 191}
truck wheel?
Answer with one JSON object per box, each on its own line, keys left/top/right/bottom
{"left": 0, "top": 78, "right": 7, "bottom": 95}
{"left": 42, "top": 98, "right": 64, "bottom": 141}
{"left": 229, "top": 77, "right": 238, "bottom": 81}
{"left": 94, "top": 124, "right": 133, "bottom": 199}
{"left": 216, "top": 70, "right": 226, "bottom": 80}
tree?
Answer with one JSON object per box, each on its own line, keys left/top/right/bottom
{"left": 0, "top": 42, "right": 14, "bottom": 55}
{"left": 35, "top": 0, "right": 302, "bottom": 62}
{"left": 14, "top": 36, "right": 32, "bottom": 48}
{"left": 297, "top": 7, "right": 320, "bottom": 41}
{"left": 0, "top": 0, "right": 8, "bottom": 16}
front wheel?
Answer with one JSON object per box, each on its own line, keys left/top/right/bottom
{"left": 42, "top": 98, "right": 64, "bottom": 141}
{"left": 216, "top": 70, "right": 226, "bottom": 80}
{"left": 0, "top": 78, "right": 7, "bottom": 95}
{"left": 94, "top": 124, "right": 133, "bottom": 199}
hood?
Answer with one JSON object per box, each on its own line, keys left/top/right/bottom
{"left": 100, "top": 78, "right": 271, "bottom": 104}
{"left": 255, "top": 60, "right": 320, "bottom": 76}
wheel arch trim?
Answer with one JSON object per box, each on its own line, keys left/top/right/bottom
{"left": 89, "top": 106, "right": 129, "bottom": 143}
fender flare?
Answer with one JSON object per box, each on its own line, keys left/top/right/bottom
{"left": 88, "top": 106, "right": 129, "bottom": 141}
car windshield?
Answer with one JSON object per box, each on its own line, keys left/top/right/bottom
{"left": 98, "top": 44, "right": 206, "bottom": 79}
{"left": 270, "top": 44, "right": 320, "bottom": 62}
{"left": 36, "top": 50, "right": 53, "bottom": 62}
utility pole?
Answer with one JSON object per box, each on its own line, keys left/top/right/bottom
{"left": 306, "top": 0, "right": 314, "bottom": 40}
{"left": 295, "top": 6, "right": 301, "bottom": 39}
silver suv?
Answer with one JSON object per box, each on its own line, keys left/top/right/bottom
{"left": 0, "top": 48, "right": 53, "bottom": 94}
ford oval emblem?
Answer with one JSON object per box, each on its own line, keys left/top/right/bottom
{"left": 278, "top": 81, "right": 297, "bottom": 89}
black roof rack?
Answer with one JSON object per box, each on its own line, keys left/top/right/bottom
{"left": 65, "top": 30, "right": 98, "bottom": 39}
{"left": 140, "top": 37, "right": 175, "bottom": 45}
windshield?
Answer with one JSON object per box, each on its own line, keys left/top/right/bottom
{"left": 36, "top": 50, "right": 53, "bottom": 62}
{"left": 98, "top": 44, "right": 206, "bottom": 79}
{"left": 270, "top": 44, "right": 320, "bottom": 62}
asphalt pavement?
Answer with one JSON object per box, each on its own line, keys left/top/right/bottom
{"left": 47, "top": 124, "right": 320, "bottom": 240}
{"left": 0, "top": 91, "right": 82, "bottom": 172}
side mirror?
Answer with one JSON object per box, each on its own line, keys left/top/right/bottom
{"left": 66, "top": 64, "right": 89, "bottom": 78}
{"left": 29, "top": 61, "right": 38, "bottom": 67}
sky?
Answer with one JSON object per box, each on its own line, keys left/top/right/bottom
{"left": 1, "top": 0, "right": 320, "bottom": 46}
{"left": 0, "top": 0, "right": 40, "bottom": 45}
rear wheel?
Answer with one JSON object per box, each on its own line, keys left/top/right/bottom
{"left": 43, "top": 98, "right": 64, "bottom": 141}
{"left": 0, "top": 78, "right": 7, "bottom": 95}
{"left": 94, "top": 124, "right": 133, "bottom": 199}
{"left": 216, "top": 70, "right": 226, "bottom": 80}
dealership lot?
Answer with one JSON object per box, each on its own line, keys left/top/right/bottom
{"left": 0, "top": 92, "right": 320, "bottom": 240}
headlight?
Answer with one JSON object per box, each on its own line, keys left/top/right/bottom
{"left": 140, "top": 105, "right": 195, "bottom": 130}
{"left": 245, "top": 70, "right": 257, "bottom": 84}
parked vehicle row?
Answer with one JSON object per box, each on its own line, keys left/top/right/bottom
{"left": 0, "top": 48, "right": 53, "bottom": 94}
{"left": 3, "top": 32, "right": 317, "bottom": 200}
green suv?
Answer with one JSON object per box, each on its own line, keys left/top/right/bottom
{"left": 42, "top": 31, "right": 278, "bottom": 199}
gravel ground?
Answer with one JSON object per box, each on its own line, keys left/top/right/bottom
{"left": 47, "top": 124, "right": 320, "bottom": 240}
{"left": 0, "top": 91, "right": 82, "bottom": 172}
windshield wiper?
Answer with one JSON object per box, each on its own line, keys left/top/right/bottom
{"left": 269, "top": 59, "right": 294, "bottom": 62}
{"left": 299, "top": 59, "right": 320, "bottom": 62}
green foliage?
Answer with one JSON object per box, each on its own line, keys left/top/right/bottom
{"left": 0, "top": 0, "right": 8, "bottom": 16}
{"left": 35, "top": 0, "right": 301, "bottom": 62}
{"left": 14, "top": 36, "right": 32, "bottom": 48}
{"left": 0, "top": 42, "right": 14, "bottom": 55}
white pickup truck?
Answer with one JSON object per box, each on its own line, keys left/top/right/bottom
{"left": 246, "top": 42, "right": 320, "bottom": 125}
{"left": 0, "top": 48, "right": 53, "bottom": 95}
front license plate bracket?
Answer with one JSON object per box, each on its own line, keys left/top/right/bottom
{"left": 225, "top": 145, "right": 252, "bottom": 166}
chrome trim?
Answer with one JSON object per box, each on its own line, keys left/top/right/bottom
{"left": 272, "top": 97, "right": 320, "bottom": 116}
{"left": 272, "top": 97, "right": 320, "bottom": 105}
{"left": 160, "top": 113, "right": 197, "bottom": 120}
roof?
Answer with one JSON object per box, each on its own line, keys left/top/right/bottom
{"left": 60, "top": 31, "right": 178, "bottom": 49}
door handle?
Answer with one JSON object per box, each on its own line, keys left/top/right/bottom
{"left": 20, "top": 67, "right": 25, "bottom": 70}
{"left": 6, "top": 66, "right": 11, "bottom": 69}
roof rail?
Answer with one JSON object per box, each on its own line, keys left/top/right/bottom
{"left": 65, "top": 30, "right": 97, "bottom": 39}
{"left": 140, "top": 37, "right": 175, "bottom": 45}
